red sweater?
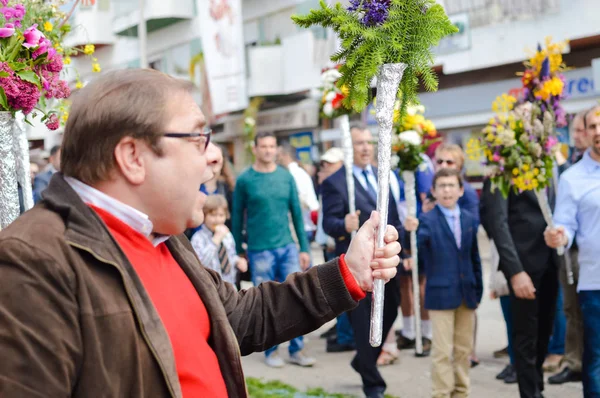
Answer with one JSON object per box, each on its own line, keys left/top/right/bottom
{"left": 92, "top": 206, "right": 228, "bottom": 397}
{"left": 91, "top": 205, "right": 365, "bottom": 397}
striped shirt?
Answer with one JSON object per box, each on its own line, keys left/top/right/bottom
{"left": 190, "top": 226, "right": 240, "bottom": 286}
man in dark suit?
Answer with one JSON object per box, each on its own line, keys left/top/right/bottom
{"left": 322, "top": 124, "right": 403, "bottom": 398}
{"left": 481, "top": 180, "right": 559, "bottom": 398}
{"left": 33, "top": 145, "right": 61, "bottom": 203}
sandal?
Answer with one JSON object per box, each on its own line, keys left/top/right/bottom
{"left": 377, "top": 350, "right": 398, "bottom": 366}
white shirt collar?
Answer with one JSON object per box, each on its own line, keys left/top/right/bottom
{"left": 64, "top": 176, "right": 170, "bottom": 247}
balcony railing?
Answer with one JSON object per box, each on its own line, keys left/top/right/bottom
{"left": 113, "top": 0, "right": 195, "bottom": 36}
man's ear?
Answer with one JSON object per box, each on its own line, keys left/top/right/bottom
{"left": 113, "top": 137, "right": 147, "bottom": 185}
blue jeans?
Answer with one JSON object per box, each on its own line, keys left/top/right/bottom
{"left": 248, "top": 243, "right": 303, "bottom": 357}
{"left": 336, "top": 312, "right": 355, "bottom": 346}
{"left": 579, "top": 290, "right": 600, "bottom": 397}
{"left": 500, "top": 295, "right": 515, "bottom": 365}
{"left": 548, "top": 286, "right": 566, "bottom": 355}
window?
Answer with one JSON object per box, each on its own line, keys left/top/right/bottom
{"left": 444, "top": 0, "right": 560, "bottom": 27}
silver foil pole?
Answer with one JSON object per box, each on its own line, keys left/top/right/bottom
{"left": 13, "top": 116, "right": 33, "bottom": 211}
{"left": 0, "top": 112, "right": 20, "bottom": 229}
{"left": 402, "top": 170, "right": 423, "bottom": 354}
{"left": 370, "top": 63, "right": 406, "bottom": 347}
{"left": 535, "top": 189, "right": 572, "bottom": 284}
{"left": 339, "top": 114, "right": 357, "bottom": 239}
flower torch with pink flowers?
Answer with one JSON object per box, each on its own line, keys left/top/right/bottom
{"left": 0, "top": 0, "right": 99, "bottom": 130}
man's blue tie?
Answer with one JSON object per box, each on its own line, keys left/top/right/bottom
{"left": 362, "top": 169, "right": 378, "bottom": 201}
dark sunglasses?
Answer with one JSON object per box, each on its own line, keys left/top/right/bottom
{"left": 436, "top": 158, "right": 455, "bottom": 166}
{"left": 163, "top": 127, "right": 212, "bottom": 152}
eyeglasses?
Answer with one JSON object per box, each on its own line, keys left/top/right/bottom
{"left": 436, "top": 158, "right": 456, "bottom": 166}
{"left": 163, "top": 127, "right": 212, "bottom": 153}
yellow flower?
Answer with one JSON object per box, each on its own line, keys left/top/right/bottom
{"left": 532, "top": 179, "right": 539, "bottom": 189}
{"left": 64, "top": 56, "right": 71, "bottom": 65}
{"left": 512, "top": 168, "right": 519, "bottom": 176}
{"left": 522, "top": 164, "right": 530, "bottom": 172}
{"left": 75, "top": 80, "right": 83, "bottom": 89}
{"left": 84, "top": 44, "right": 95, "bottom": 55}
{"left": 533, "top": 168, "right": 540, "bottom": 176}
{"left": 61, "top": 112, "right": 69, "bottom": 123}
{"left": 341, "top": 85, "right": 349, "bottom": 97}
{"left": 92, "top": 63, "right": 101, "bottom": 73}
{"left": 44, "top": 21, "right": 53, "bottom": 32}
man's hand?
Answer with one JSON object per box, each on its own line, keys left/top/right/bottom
{"left": 299, "top": 252, "right": 311, "bottom": 271}
{"left": 544, "top": 226, "right": 568, "bottom": 249}
{"left": 345, "top": 211, "right": 401, "bottom": 292}
{"left": 344, "top": 210, "right": 361, "bottom": 233}
{"left": 404, "top": 216, "right": 419, "bottom": 232}
{"left": 236, "top": 257, "right": 248, "bottom": 273}
{"left": 510, "top": 271, "right": 536, "bottom": 300}
{"left": 212, "top": 225, "right": 230, "bottom": 245}
{"left": 422, "top": 198, "right": 436, "bottom": 213}
{"left": 403, "top": 257, "right": 413, "bottom": 271}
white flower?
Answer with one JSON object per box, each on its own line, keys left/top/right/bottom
{"left": 406, "top": 104, "right": 425, "bottom": 116}
{"left": 323, "top": 103, "right": 334, "bottom": 117}
{"left": 321, "top": 69, "right": 342, "bottom": 89}
{"left": 398, "top": 130, "right": 422, "bottom": 146}
{"left": 325, "top": 91, "right": 337, "bottom": 102}
{"left": 244, "top": 117, "right": 255, "bottom": 126}
{"left": 391, "top": 155, "right": 400, "bottom": 166}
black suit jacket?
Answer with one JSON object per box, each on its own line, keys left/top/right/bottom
{"left": 480, "top": 179, "right": 556, "bottom": 279}
{"left": 321, "top": 166, "right": 405, "bottom": 257}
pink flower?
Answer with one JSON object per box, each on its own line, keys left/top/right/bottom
{"left": 0, "top": 63, "right": 41, "bottom": 114}
{"left": 0, "top": 22, "right": 14, "bottom": 38}
{"left": 492, "top": 153, "right": 501, "bottom": 162}
{"left": 43, "top": 52, "right": 63, "bottom": 72}
{"left": 545, "top": 136, "right": 558, "bottom": 152}
{"left": 0, "top": 0, "right": 8, "bottom": 6}
{"left": 1, "top": 7, "right": 15, "bottom": 20}
{"left": 45, "top": 114, "right": 59, "bottom": 130}
{"left": 32, "top": 38, "right": 52, "bottom": 58}
{"left": 23, "top": 24, "right": 44, "bottom": 49}
{"left": 13, "top": 4, "right": 25, "bottom": 19}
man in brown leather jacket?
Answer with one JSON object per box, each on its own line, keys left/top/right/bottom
{"left": 0, "top": 69, "right": 401, "bottom": 398}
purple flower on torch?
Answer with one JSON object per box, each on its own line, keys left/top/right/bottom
{"left": 23, "top": 24, "right": 44, "bottom": 48}
{"left": 1, "top": 7, "right": 15, "bottom": 20}
{"left": 0, "top": 22, "right": 14, "bottom": 38}
{"left": 545, "top": 136, "right": 558, "bottom": 153}
{"left": 348, "top": 0, "right": 392, "bottom": 27}
{"left": 45, "top": 114, "right": 59, "bottom": 130}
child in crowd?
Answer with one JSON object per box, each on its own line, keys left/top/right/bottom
{"left": 191, "top": 195, "right": 247, "bottom": 287}
{"left": 404, "top": 168, "right": 482, "bottom": 398}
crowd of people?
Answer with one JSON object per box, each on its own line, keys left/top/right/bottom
{"left": 1, "top": 67, "right": 599, "bottom": 398}
{"left": 183, "top": 107, "right": 599, "bottom": 398}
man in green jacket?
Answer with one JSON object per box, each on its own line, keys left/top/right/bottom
{"left": 0, "top": 69, "right": 401, "bottom": 398}
{"left": 232, "top": 131, "right": 315, "bottom": 367}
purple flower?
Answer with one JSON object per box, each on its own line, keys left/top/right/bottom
{"left": 0, "top": 0, "right": 8, "bottom": 6}
{"left": 0, "top": 22, "right": 14, "bottom": 38}
{"left": 1, "top": 7, "right": 15, "bottom": 20}
{"left": 44, "top": 52, "right": 63, "bottom": 73}
{"left": 13, "top": 4, "right": 25, "bottom": 19}
{"left": 32, "top": 38, "right": 52, "bottom": 58}
{"left": 23, "top": 24, "right": 44, "bottom": 49}
{"left": 45, "top": 114, "right": 59, "bottom": 130}
{"left": 0, "top": 63, "right": 41, "bottom": 114}
{"left": 348, "top": 0, "right": 391, "bottom": 27}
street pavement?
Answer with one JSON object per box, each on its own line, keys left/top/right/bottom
{"left": 241, "top": 230, "right": 582, "bottom": 397}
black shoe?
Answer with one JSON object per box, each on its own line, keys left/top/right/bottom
{"left": 548, "top": 367, "right": 582, "bottom": 384}
{"left": 504, "top": 366, "right": 518, "bottom": 384}
{"left": 364, "top": 388, "right": 385, "bottom": 398}
{"left": 493, "top": 346, "right": 509, "bottom": 358}
{"left": 326, "top": 341, "right": 355, "bottom": 353}
{"left": 415, "top": 337, "right": 431, "bottom": 357}
{"left": 396, "top": 334, "right": 416, "bottom": 350}
{"left": 320, "top": 325, "right": 337, "bottom": 339}
{"left": 496, "top": 364, "right": 514, "bottom": 380}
